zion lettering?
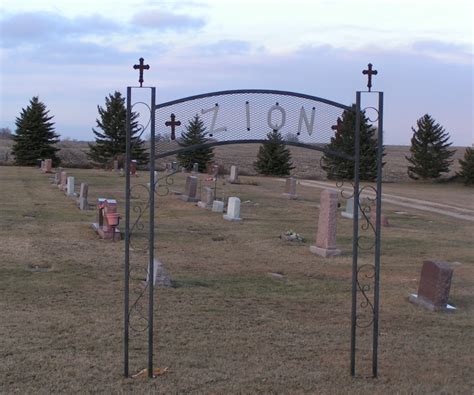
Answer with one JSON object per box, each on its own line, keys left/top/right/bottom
{"left": 200, "top": 102, "right": 317, "bottom": 136}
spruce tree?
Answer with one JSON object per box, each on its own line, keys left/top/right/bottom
{"left": 88, "top": 91, "right": 148, "bottom": 167}
{"left": 12, "top": 96, "right": 60, "bottom": 166}
{"left": 321, "top": 106, "right": 384, "bottom": 181}
{"left": 254, "top": 130, "right": 294, "bottom": 176}
{"left": 457, "top": 147, "right": 474, "bottom": 185}
{"left": 406, "top": 114, "right": 454, "bottom": 180}
{"left": 176, "top": 114, "right": 214, "bottom": 172}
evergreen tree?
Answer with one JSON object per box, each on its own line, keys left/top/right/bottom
{"left": 321, "top": 106, "right": 384, "bottom": 181}
{"left": 88, "top": 91, "right": 148, "bottom": 167}
{"left": 12, "top": 96, "right": 60, "bottom": 166}
{"left": 457, "top": 147, "right": 474, "bottom": 185}
{"left": 176, "top": 114, "right": 214, "bottom": 172}
{"left": 406, "top": 114, "right": 454, "bottom": 180}
{"left": 254, "top": 129, "right": 294, "bottom": 176}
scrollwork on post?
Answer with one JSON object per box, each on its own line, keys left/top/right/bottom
{"left": 355, "top": 263, "right": 375, "bottom": 328}
{"left": 356, "top": 185, "right": 377, "bottom": 251}
{"left": 155, "top": 169, "right": 179, "bottom": 197}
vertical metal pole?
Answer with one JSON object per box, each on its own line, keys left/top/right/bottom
{"left": 372, "top": 92, "right": 384, "bottom": 378}
{"left": 124, "top": 87, "right": 132, "bottom": 377}
{"left": 148, "top": 87, "right": 156, "bottom": 378}
{"left": 350, "top": 92, "right": 361, "bottom": 376}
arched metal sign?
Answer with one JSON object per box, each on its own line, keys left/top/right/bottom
{"left": 124, "top": 63, "right": 384, "bottom": 380}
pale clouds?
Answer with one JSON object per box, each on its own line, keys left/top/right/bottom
{"left": 131, "top": 10, "right": 206, "bottom": 31}
{"left": 0, "top": 12, "right": 120, "bottom": 46}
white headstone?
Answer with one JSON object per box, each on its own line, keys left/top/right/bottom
{"left": 223, "top": 197, "right": 241, "bottom": 221}
{"left": 341, "top": 197, "right": 362, "bottom": 219}
{"left": 212, "top": 200, "right": 224, "bottom": 213}
{"left": 228, "top": 165, "right": 239, "bottom": 183}
{"left": 78, "top": 182, "right": 89, "bottom": 210}
{"left": 66, "top": 176, "right": 75, "bottom": 197}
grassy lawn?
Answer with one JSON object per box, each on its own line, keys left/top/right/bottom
{"left": 0, "top": 166, "right": 473, "bottom": 393}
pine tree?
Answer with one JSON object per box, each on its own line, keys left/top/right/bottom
{"left": 12, "top": 96, "right": 60, "bottom": 166}
{"left": 176, "top": 114, "right": 214, "bottom": 172}
{"left": 406, "top": 114, "right": 454, "bottom": 180}
{"left": 457, "top": 147, "right": 474, "bottom": 185}
{"left": 321, "top": 106, "right": 384, "bottom": 181}
{"left": 88, "top": 91, "right": 148, "bottom": 167}
{"left": 254, "top": 130, "right": 294, "bottom": 176}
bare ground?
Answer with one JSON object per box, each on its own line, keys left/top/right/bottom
{"left": 0, "top": 166, "right": 473, "bottom": 394}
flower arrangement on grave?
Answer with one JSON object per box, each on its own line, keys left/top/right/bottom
{"left": 280, "top": 230, "right": 305, "bottom": 242}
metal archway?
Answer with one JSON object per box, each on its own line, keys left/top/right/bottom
{"left": 124, "top": 86, "right": 384, "bottom": 379}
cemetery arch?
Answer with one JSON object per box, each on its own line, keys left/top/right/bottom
{"left": 124, "top": 85, "right": 384, "bottom": 379}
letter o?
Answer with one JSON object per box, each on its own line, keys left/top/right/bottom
{"left": 267, "top": 105, "right": 286, "bottom": 131}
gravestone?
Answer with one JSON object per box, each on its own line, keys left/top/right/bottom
{"left": 113, "top": 160, "right": 119, "bottom": 172}
{"left": 59, "top": 171, "right": 67, "bottom": 191}
{"left": 282, "top": 177, "right": 298, "bottom": 199}
{"left": 371, "top": 209, "right": 390, "bottom": 227}
{"left": 77, "top": 183, "right": 89, "bottom": 210}
{"left": 223, "top": 197, "right": 241, "bottom": 221}
{"left": 212, "top": 200, "right": 224, "bottom": 213}
{"left": 192, "top": 162, "right": 199, "bottom": 174}
{"left": 341, "top": 197, "right": 362, "bottom": 219}
{"left": 180, "top": 176, "right": 199, "bottom": 202}
{"left": 146, "top": 259, "right": 173, "bottom": 288}
{"left": 409, "top": 260, "right": 455, "bottom": 311}
{"left": 66, "top": 176, "right": 75, "bottom": 197}
{"left": 91, "top": 198, "right": 121, "bottom": 241}
{"left": 228, "top": 165, "right": 239, "bottom": 184}
{"left": 53, "top": 170, "right": 60, "bottom": 185}
{"left": 40, "top": 160, "right": 45, "bottom": 171}
{"left": 130, "top": 160, "right": 137, "bottom": 176}
{"left": 198, "top": 186, "right": 215, "bottom": 209}
{"left": 310, "top": 189, "right": 341, "bottom": 257}
{"left": 42, "top": 159, "right": 53, "bottom": 173}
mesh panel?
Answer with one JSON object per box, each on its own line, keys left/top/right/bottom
{"left": 154, "top": 90, "right": 351, "bottom": 158}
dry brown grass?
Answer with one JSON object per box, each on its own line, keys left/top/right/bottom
{"left": 0, "top": 167, "right": 473, "bottom": 393}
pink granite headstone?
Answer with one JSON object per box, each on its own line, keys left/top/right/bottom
{"left": 59, "top": 171, "right": 67, "bottom": 190}
{"left": 310, "top": 189, "right": 341, "bottom": 257}
{"left": 130, "top": 160, "right": 137, "bottom": 176}
{"left": 371, "top": 209, "right": 390, "bottom": 227}
{"left": 91, "top": 198, "right": 121, "bottom": 241}
{"left": 42, "top": 159, "right": 53, "bottom": 173}
{"left": 409, "top": 260, "right": 454, "bottom": 311}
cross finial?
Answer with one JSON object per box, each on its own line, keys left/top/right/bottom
{"left": 165, "top": 113, "right": 181, "bottom": 140}
{"left": 362, "top": 63, "right": 378, "bottom": 92}
{"left": 133, "top": 57, "right": 150, "bottom": 87}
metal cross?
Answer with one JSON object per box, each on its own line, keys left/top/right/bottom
{"left": 133, "top": 57, "right": 150, "bottom": 87}
{"left": 331, "top": 117, "right": 343, "bottom": 133}
{"left": 362, "top": 63, "right": 378, "bottom": 92}
{"left": 165, "top": 113, "right": 181, "bottom": 140}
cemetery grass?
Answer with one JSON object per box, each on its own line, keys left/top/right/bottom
{"left": 0, "top": 167, "right": 473, "bottom": 394}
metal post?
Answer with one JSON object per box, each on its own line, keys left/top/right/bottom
{"left": 148, "top": 87, "right": 156, "bottom": 378}
{"left": 350, "top": 92, "right": 361, "bottom": 376}
{"left": 372, "top": 92, "right": 384, "bottom": 377}
{"left": 124, "top": 87, "right": 132, "bottom": 377}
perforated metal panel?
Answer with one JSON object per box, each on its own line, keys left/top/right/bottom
{"left": 154, "top": 89, "right": 352, "bottom": 158}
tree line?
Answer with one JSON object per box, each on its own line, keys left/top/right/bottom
{"left": 8, "top": 95, "right": 474, "bottom": 185}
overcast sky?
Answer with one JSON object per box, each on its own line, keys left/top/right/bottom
{"left": 0, "top": 0, "right": 472, "bottom": 146}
